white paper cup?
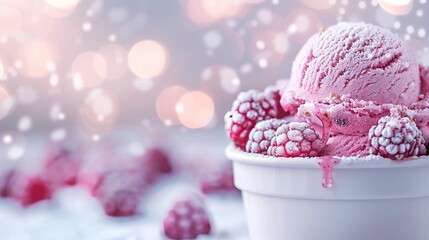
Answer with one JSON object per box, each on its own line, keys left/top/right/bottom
{"left": 226, "top": 145, "right": 429, "bottom": 240}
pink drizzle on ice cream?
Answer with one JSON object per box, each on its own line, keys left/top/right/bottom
{"left": 317, "top": 157, "right": 340, "bottom": 188}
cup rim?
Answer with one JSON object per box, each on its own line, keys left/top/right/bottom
{"left": 226, "top": 144, "right": 429, "bottom": 169}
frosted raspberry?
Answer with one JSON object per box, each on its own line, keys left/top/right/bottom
{"left": 42, "top": 147, "right": 80, "bottom": 189}
{"left": 140, "top": 147, "right": 173, "bottom": 183}
{"left": 163, "top": 194, "right": 211, "bottom": 240}
{"left": 199, "top": 163, "right": 239, "bottom": 194}
{"left": 94, "top": 170, "right": 147, "bottom": 217}
{"left": 268, "top": 122, "right": 324, "bottom": 157}
{"left": 246, "top": 119, "right": 288, "bottom": 154}
{"left": 369, "top": 116, "right": 426, "bottom": 160}
{"left": 94, "top": 170, "right": 147, "bottom": 197}
{"left": 264, "top": 85, "right": 287, "bottom": 118}
{"left": 2, "top": 171, "right": 52, "bottom": 207}
{"left": 100, "top": 189, "right": 140, "bottom": 217}
{"left": 225, "top": 90, "right": 278, "bottom": 149}
{"left": 0, "top": 170, "right": 13, "bottom": 198}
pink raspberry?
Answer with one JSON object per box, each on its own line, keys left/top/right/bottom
{"left": 163, "top": 194, "right": 211, "bottom": 240}
{"left": 268, "top": 122, "right": 324, "bottom": 157}
{"left": 139, "top": 147, "right": 173, "bottom": 183}
{"left": 420, "top": 65, "right": 429, "bottom": 99}
{"left": 264, "top": 85, "right": 288, "bottom": 118}
{"left": 100, "top": 189, "right": 140, "bottom": 217}
{"left": 0, "top": 170, "right": 13, "bottom": 198}
{"left": 246, "top": 119, "right": 288, "bottom": 154}
{"left": 42, "top": 147, "right": 80, "bottom": 189}
{"left": 2, "top": 171, "right": 52, "bottom": 207}
{"left": 199, "top": 163, "right": 239, "bottom": 194}
{"left": 369, "top": 116, "right": 426, "bottom": 160}
{"left": 94, "top": 170, "right": 147, "bottom": 217}
{"left": 225, "top": 90, "right": 278, "bottom": 149}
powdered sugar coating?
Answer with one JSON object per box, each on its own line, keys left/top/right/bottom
{"left": 100, "top": 189, "right": 140, "bottom": 217}
{"left": 268, "top": 122, "right": 323, "bottom": 157}
{"left": 94, "top": 170, "right": 146, "bottom": 217}
{"left": 225, "top": 90, "right": 279, "bottom": 149}
{"left": 369, "top": 116, "right": 426, "bottom": 160}
{"left": 163, "top": 194, "right": 211, "bottom": 240}
{"left": 246, "top": 119, "right": 289, "bottom": 154}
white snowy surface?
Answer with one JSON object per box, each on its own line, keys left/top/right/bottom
{"left": 0, "top": 177, "right": 248, "bottom": 240}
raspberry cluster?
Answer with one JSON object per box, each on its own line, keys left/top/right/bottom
{"left": 268, "top": 122, "right": 324, "bottom": 157}
{"left": 369, "top": 116, "right": 426, "bottom": 160}
{"left": 225, "top": 90, "right": 278, "bottom": 149}
{"left": 225, "top": 86, "right": 324, "bottom": 158}
{"left": 246, "top": 119, "right": 288, "bottom": 154}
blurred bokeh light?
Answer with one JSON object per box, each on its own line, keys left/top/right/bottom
{"left": 156, "top": 86, "right": 188, "bottom": 126}
{"left": 71, "top": 52, "right": 107, "bottom": 90}
{"left": 378, "top": 0, "right": 414, "bottom": 15}
{"left": 176, "top": 91, "right": 215, "bottom": 129}
{"left": 0, "top": 85, "right": 13, "bottom": 119}
{"left": 78, "top": 89, "right": 118, "bottom": 134}
{"left": 128, "top": 40, "right": 168, "bottom": 79}
{"left": 0, "top": 0, "right": 427, "bottom": 238}
{"left": 17, "top": 40, "right": 58, "bottom": 79}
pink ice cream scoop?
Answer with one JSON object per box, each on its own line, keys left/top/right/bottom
{"left": 286, "top": 22, "right": 420, "bottom": 106}
{"left": 296, "top": 95, "right": 391, "bottom": 136}
{"left": 323, "top": 135, "right": 370, "bottom": 157}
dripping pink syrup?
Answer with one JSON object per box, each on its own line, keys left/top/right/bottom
{"left": 312, "top": 104, "right": 341, "bottom": 188}
{"left": 317, "top": 156, "right": 340, "bottom": 188}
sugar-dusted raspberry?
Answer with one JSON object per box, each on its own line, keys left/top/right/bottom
{"left": 264, "top": 85, "right": 288, "bottom": 118}
{"left": 139, "top": 147, "right": 173, "bottom": 183}
{"left": 42, "top": 146, "right": 80, "bottom": 189}
{"left": 2, "top": 171, "right": 52, "bottom": 207}
{"left": 225, "top": 90, "right": 278, "bottom": 149}
{"left": 100, "top": 188, "right": 140, "bottom": 217}
{"left": 246, "top": 119, "right": 289, "bottom": 154}
{"left": 163, "top": 194, "right": 211, "bottom": 240}
{"left": 94, "top": 170, "right": 147, "bottom": 217}
{"left": 0, "top": 170, "right": 13, "bottom": 198}
{"left": 199, "top": 163, "right": 239, "bottom": 194}
{"left": 268, "top": 122, "right": 324, "bottom": 157}
{"left": 369, "top": 116, "right": 426, "bottom": 160}
{"left": 94, "top": 170, "right": 147, "bottom": 196}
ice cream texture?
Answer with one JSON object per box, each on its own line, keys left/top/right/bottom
{"left": 286, "top": 22, "right": 420, "bottom": 106}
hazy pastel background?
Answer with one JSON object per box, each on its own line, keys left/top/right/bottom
{"left": 0, "top": 0, "right": 427, "bottom": 147}
{"left": 0, "top": 0, "right": 428, "bottom": 239}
